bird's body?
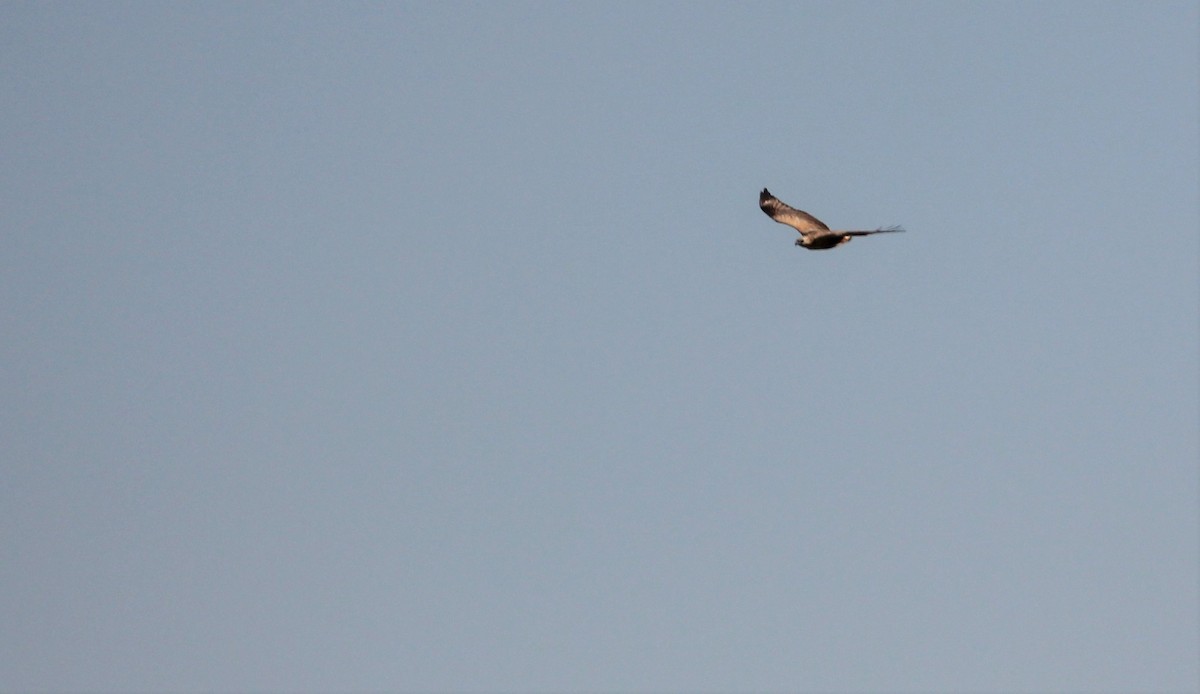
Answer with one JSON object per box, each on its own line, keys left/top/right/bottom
{"left": 758, "top": 188, "right": 903, "bottom": 250}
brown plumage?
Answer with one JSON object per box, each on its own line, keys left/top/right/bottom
{"left": 759, "top": 188, "right": 903, "bottom": 250}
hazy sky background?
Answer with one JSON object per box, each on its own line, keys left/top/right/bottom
{"left": 3, "top": 2, "right": 1197, "bottom": 691}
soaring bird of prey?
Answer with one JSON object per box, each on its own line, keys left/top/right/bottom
{"left": 759, "top": 188, "right": 904, "bottom": 250}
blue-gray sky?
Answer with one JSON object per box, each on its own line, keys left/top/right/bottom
{"left": 3, "top": 2, "right": 1198, "bottom": 691}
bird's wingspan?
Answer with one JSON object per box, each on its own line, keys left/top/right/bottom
{"left": 759, "top": 188, "right": 829, "bottom": 233}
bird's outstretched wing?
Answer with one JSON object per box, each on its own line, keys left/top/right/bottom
{"left": 843, "top": 226, "right": 905, "bottom": 237}
{"left": 759, "top": 188, "right": 829, "bottom": 232}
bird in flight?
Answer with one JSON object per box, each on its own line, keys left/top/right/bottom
{"left": 759, "top": 188, "right": 904, "bottom": 250}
